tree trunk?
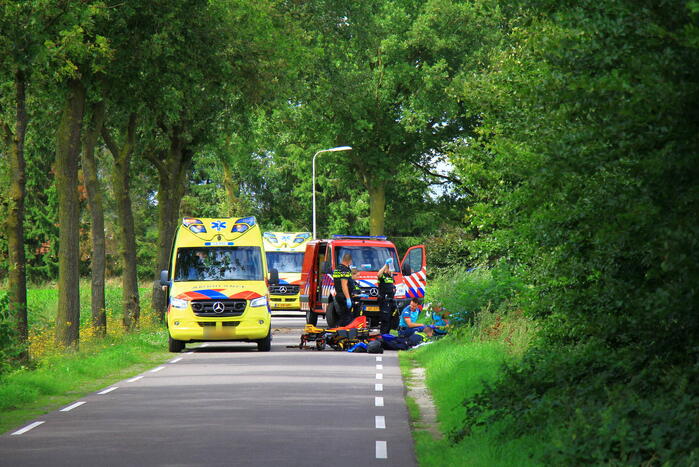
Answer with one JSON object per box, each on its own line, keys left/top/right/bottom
{"left": 103, "top": 114, "right": 140, "bottom": 331}
{"left": 222, "top": 163, "right": 241, "bottom": 216}
{"left": 148, "top": 130, "right": 193, "bottom": 322}
{"left": 55, "top": 79, "right": 86, "bottom": 350}
{"left": 81, "top": 101, "right": 107, "bottom": 337}
{"left": 3, "top": 70, "right": 29, "bottom": 359}
{"left": 367, "top": 179, "right": 386, "bottom": 236}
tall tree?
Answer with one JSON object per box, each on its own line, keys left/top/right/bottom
{"left": 80, "top": 100, "right": 107, "bottom": 336}
{"left": 283, "top": 0, "right": 471, "bottom": 235}
{"left": 46, "top": 2, "right": 111, "bottom": 348}
{"left": 54, "top": 78, "right": 86, "bottom": 348}
{"left": 136, "top": 0, "right": 302, "bottom": 319}
{"left": 102, "top": 114, "right": 140, "bottom": 330}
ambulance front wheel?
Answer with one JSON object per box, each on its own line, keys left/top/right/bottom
{"left": 306, "top": 310, "right": 318, "bottom": 326}
{"left": 168, "top": 335, "right": 185, "bottom": 353}
{"left": 257, "top": 329, "right": 272, "bottom": 352}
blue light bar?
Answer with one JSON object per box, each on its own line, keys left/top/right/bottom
{"left": 331, "top": 235, "right": 388, "bottom": 240}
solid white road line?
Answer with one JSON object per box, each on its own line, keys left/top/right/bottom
{"left": 127, "top": 375, "right": 144, "bottom": 383}
{"left": 375, "top": 383, "right": 383, "bottom": 391}
{"left": 98, "top": 387, "right": 118, "bottom": 395}
{"left": 150, "top": 366, "right": 165, "bottom": 373}
{"left": 60, "top": 401, "right": 86, "bottom": 412}
{"left": 376, "top": 440, "right": 388, "bottom": 459}
{"left": 376, "top": 373, "right": 383, "bottom": 380}
{"left": 11, "top": 421, "right": 45, "bottom": 436}
{"left": 376, "top": 364, "right": 383, "bottom": 370}
{"left": 376, "top": 356, "right": 383, "bottom": 362}
{"left": 170, "top": 357, "right": 183, "bottom": 363}
{"left": 375, "top": 396, "right": 384, "bottom": 407}
{"left": 375, "top": 415, "right": 386, "bottom": 429}
{"left": 184, "top": 351, "right": 193, "bottom": 355}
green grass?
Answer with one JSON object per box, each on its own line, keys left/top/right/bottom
{"left": 401, "top": 316, "right": 546, "bottom": 466}
{"left": 0, "top": 328, "right": 169, "bottom": 433}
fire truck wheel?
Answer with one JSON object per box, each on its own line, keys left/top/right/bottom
{"left": 326, "top": 303, "right": 338, "bottom": 328}
{"left": 306, "top": 310, "right": 318, "bottom": 326}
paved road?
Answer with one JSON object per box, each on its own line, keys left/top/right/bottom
{"left": 0, "top": 315, "right": 416, "bottom": 467}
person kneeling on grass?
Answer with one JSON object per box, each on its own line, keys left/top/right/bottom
{"left": 398, "top": 298, "right": 434, "bottom": 338}
{"left": 430, "top": 302, "right": 450, "bottom": 336}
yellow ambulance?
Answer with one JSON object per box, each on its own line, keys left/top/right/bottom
{"left": 160, "top": 217, "right": 278, "bottom": 352}
{"left": 263, "top": 232, "right": 311, "bottom": 312}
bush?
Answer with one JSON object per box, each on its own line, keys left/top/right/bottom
{"left": 0, "top": 292, "right": 27, "bottom": 375}
{"left": 427, "top": 263, "right": 524, "bottom": 326}
{"left": 423, "top": 225, "right": 473, "bottom": 274}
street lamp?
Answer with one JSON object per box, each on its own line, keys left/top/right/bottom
{"left": 312, "top": 146, "right": 352, "bottom": 239}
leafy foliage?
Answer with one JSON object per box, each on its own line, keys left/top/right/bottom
{"left": 435, "top": 0, "right": 699, "bottom": 463}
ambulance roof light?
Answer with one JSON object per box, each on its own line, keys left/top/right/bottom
{"left": 331, "top": 235, "right": 388, "bottom": 240}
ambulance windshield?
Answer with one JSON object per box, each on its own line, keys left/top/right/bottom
{"left": 174, "top": 247, "right": 264, "bottom": 281}
{"left": 334, "top": 246, "right": 398, "bottom": 272}
{"left": 266, "top": 252, "right": 304, "bottom": 273}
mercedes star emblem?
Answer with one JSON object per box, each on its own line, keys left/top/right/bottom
{"left": 279, "top": 286, "right": 287, "bottom": 294}
{"left": 212, "top": 302, "right": 225, "bottom": 313}
{"left": 370, "top": 288, "right": 379, "bottom": 297}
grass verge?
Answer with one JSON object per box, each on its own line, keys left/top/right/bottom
{"left": 0, "top": 328, "right": 169, "bottom": 434}
{"left": 401, "top": 311, "right": 545, "bottom": 466}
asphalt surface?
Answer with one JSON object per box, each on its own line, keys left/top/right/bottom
{"left": 0, "top": 315, "right": 417, "bottom": 467}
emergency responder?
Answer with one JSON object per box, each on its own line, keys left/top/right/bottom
{"left": 377, "top": 257, "right": 396, "bottom": 334}
{"left": 349, "top": 267, "right": 363, "bottom": 318}
{"left": 332, "top": 252, "right": 354, "bottom": 327}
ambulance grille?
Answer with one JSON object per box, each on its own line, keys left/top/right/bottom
{"left": 190, "top": 299, "right": 246, "bottom": 317}
{"left": 269, "top": 285, "right": 300, "bottom": 295}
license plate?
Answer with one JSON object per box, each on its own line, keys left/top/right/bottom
{"left": 204, "top": 327, "right": 229, "bottom": 338}
{"left": 274, "top": 303, "right": 292, "bottom": 308}
{"left": 364, "top": 305, "right": 379, "bottom": 312}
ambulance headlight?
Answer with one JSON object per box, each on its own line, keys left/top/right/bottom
{"left": 250, "top": 297, "right": 268, "bottom": 307}
{"left": 171, "top": 297, "right": 189, "bottom": 309}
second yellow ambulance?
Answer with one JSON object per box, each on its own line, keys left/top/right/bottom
{"left": 263, "top": 232, "right": 311, "bottom": 312}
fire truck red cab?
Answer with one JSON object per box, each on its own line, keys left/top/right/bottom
{"left": 300, "top": 235, "right": 426, "bottom": 327}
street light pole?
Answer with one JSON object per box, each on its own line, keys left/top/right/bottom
{"left": 312, "top": 146, "right": 352, "bottom": 239}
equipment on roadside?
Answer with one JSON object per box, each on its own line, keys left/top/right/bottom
{"left": 291, "top": 315, "right": 383, "bottom": 351}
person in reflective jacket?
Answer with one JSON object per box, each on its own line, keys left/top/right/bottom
{"left": 377, "top": 257, "right": 396, "bottom": 334}
{"left": 332, "top": 253, "right": 354, "bottom": 326}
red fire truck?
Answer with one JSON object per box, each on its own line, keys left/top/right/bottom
{"left": 300, "top": 235, "right": 426, "bottom": 327}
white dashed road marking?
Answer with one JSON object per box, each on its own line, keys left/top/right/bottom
{"left": 375, "top": 396, "right": 384, "bottom": 407}
{"left": 11, "top": 422, "right": 45, "bottom": 436}
{"left": 98, "top": 387, "right": 118, "bottom": 395}
{"left": 376, "top": 440, "right": 388, "bottom": 459}
{"left": 376, "top": 356, "right": 382, "bottom": 362}
{"left": 375, "top": 416, "right": 386, "bottom": 429}
{"left": 375, "top": 383, "right": 383, "bottom": 391}
{"left": 127, "top": 375, "right": 143, "bottom": 383}
{"left": 376, "top": 373, "right": 383, "bottom": 380}
{"left": 376, "top": 364, "right": 383, "bottom": 370}
{"left": 170, "top": 357, "right": 183, "bottom": 363}
{"left": 150, "top": 366, "right": 165, "bottom": 373}
{"left": 60, "top": 401, "right": 86, "bottom": 412}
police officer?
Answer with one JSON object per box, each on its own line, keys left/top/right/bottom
{"left": 332, "top": 252, "right": 354, "bottom": 327}
{"left": 376, "top": 257, "right": 396, "bottom": 334}
{"left": 349, "top": 267, "right": 363, "bottom": 318}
